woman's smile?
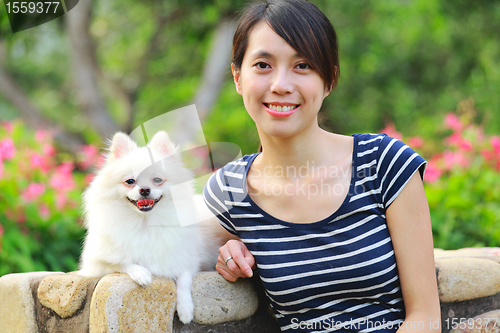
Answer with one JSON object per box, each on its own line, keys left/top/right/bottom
{"left": 263, "top": 103, "right": 300, "bottom": 117}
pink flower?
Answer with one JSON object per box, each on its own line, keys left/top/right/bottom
{"left": 481, "top": 149, "right": 495, "bottom": 162}
{"left": 49, "top": 162, "right": 75, "bottom": 192}
{"left": 424, "top": 160, "right": 441, "bottom": 183}
{"left": 22, "top": 183, "right": 45, "bottom": 202}
{"left": 39, "top": 204, "right": 51, "bottom": 219}
{"left": 78, "top": 145, "right": 100, "bottom": 169}
{"left": 56, "top": 192, "right": 68, "bottom": 209}
{"left": 30, "top": 153, "right": 51, "bottom": 173}
{"left": 444, "top": 113, "right": 463, "bottom": 132}
{"left": 443, "top": 150, "right": 469, "bottom": 170}
{"left": 84, "top": 173, "right": 95, "bottom": 186}
{"left": 459, "top": 139, "right": 473, "bottom": 152}
{"left": 380, "top": 123, "right": 403, "bottom": 141}
{"left": 0, "top": 138, "right": 15, "bottom": 160}
{"left": 491, "top": 136, "right": 500, "bottom": 154}
{"left": 2, "top": 121, "right": 13, "bottom": 132}
{"left": 0, "top": 223, "right": 4, "bottom": 237}
{"left": 445, "top": 132, "right": 463, "bottom": 147}
{"left": 408, "top": 136, "right": 423, "bottom": 149}
{"left": 17, "top": 212, "right": 26, "bottom": 224}
{"left": 43, "top": 144, "right": 56, "bottom": 157}
{"left": 35, "top": 130, "right": 52, "bottom": 143}
{"left": 57, "top": 162, "right": 74, "bottom": 175}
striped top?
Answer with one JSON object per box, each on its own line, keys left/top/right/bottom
{"left": 203, "top": 133, "right": 426, "bottom": 332}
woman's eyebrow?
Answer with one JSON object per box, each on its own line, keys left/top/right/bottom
{"left": 249, "top": 50, "right": 302, "bottom": 60}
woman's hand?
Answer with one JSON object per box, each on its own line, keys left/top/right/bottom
{"left": 216, "top": 239, "right": 256, "bottom": 282}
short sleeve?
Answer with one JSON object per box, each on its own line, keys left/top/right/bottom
{"left": 203, "top": 169, "right": 238, "bottom": 235}
{"left": 377, "top": 135, "right": 427, "bottom": 209}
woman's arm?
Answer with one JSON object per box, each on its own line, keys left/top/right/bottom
{"left": 386, "top": 172, "right": 441, "bottom": 332}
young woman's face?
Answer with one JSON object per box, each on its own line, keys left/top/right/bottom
{"left": 232, "top": 21, "right": 331, "bottom": 139}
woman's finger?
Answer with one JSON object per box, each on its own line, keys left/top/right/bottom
{"left": 226, "top": 240, "right": 254, "bottom": 277}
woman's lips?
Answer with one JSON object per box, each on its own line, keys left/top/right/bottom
{"left": 263, "top": 103, "right": 300, "bottom": 118}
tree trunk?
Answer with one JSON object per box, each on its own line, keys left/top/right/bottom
{"left": 172, "top": 19, "right": 236, "bottom": 146}
{"left": 65, "top": 0, "right": 120, "bottom": 139}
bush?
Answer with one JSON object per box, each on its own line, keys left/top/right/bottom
{"left": 0, "top": 121, "right": 99, "bottom": 275}
{"left": 382, "top": 100, "right": 500, "bottom": 250}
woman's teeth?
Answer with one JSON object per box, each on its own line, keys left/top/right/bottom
{"left": 267, "top": 104, "right": 298, "bottom": 112}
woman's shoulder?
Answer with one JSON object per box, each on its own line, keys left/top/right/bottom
{"left": 205, "top": 153, "right": 259, "bottom": 190}
{"left": 352, "top": 133, "right": 410, "bottom": 152}
{"left": 216, "top": 153, "right": 260, "bottom": 174}
{"left": 352, "top": 133, "right": 425, "bottom": 169}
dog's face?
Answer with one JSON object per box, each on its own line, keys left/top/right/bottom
{"left": 122, "top": 161, "right": 166, "bottom": 212}
{"left": 99, "top": 131, "right": 192, "bottom": 215}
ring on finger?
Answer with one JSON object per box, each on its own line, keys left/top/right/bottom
{"left": 225, "top": 256, "right": 233, "bottom": 265}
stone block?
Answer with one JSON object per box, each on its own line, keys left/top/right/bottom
{"left": 89, "top": 273, "right": 176, "bottom": 333}
{"left": 191, "top": 271, "right": 259, "bottom": 325}
{"left": 0, "top": 272, "right": 61, "bottom": 333}
{"left": 34, "top": 275, "right": 100, "bottom": 333}
{"left": 436, "top": 257, "right": 500, "bottom": 303}
{"left": 435, "top": 248, "right": 500, "bottom": 263}
{"left": 37, "top": 273, "right": 96, "bottom": 318}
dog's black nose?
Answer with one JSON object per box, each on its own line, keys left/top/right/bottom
{"left": 139, "top": 187, "right": 151, "bottom": 197}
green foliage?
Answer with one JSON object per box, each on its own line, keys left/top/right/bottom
{"left": 388, "top": 102, "right": 500, "bottom": 250}
{"left": 0, "top": 121, "right": 94, "bottom": 275}
{"left": 426, "top": 165, "right": 500, "bottom": 249}
{"left": 313, "top": 0, "right": 500, "bottom": 138}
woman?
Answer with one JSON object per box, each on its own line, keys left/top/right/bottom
{"left": 203, "top": 0, "right": 441, "bottom": 331}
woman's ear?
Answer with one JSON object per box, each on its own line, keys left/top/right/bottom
{"left": 231, "top": 63, "right": 242, "bottom": 95}
{"left": 323, "top": 83, "right": 332, "bottom": 98}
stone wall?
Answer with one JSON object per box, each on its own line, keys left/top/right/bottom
{"left": 0, "top": 247, "right": 499, "bottom": 333}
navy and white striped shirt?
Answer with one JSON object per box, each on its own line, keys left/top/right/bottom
{"left": 203, "top": 133, "right": 426, "bottom": 332}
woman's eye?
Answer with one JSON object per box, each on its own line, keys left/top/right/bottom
{"left": 254, "top": 62, "right": 270, "bottom": 69}
{"left": 125, "top": 179, "right": 135, "bottom": 185}
{"left": 296, "top": 63, "right": 311, "bottom": 70}
{"left": 153, "top": 177, "right": 163, "bottom": 184}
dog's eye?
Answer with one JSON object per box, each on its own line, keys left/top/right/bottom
{"left": 153, "top": 177, "right": 163, "bottom": 184}
{"left": 125, "top": 179, "right": 135, "bottom": 185}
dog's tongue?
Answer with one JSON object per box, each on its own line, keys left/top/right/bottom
{"left": 137, "top": 199, "right": 154, "bottom": 207}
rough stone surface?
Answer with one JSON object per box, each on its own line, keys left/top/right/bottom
{"left": 449, "top": 310, "right": 500, "bottom": 333}
{"left": 441, "top": 292, "right": 500, "bottom": 333}
{"left": 89, "top": 273, "right": 176, "bottom": 333}
{"left": 176, "top": 274, "right": 280, "bottom": 332}
{"left": 37, "top": 273, "right": 96, "bottom": 318}
{"left": 191, "top": 271, "right": 259, "bottom": 325}
{"left": 436, "top": 248, "right": 500, "bottom": 263}
{"left": 33, "top": 275, "right": 100, "bottom": 333}
{"left": 0, "top": 272, "right": 61, "bottom": 333}
{"left": 436, "top": 257, "right": 500, "bottom": 302}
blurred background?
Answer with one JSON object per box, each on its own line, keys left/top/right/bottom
{"left": 0, "top": 0, "right": 499, "bottom": 275}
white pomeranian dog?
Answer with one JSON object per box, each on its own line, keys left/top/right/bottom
{"left": 79, "top": 131, "right": 224, "bottom": 324}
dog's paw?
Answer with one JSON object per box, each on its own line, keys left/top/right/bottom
{"left": 176, "top": 298, "right": 194, "bottom": 324}
{"left": 126, "top": 265, "right": 152, "bottom": 287}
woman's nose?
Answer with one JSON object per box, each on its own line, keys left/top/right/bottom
{"left": 270, "top": 69, "right": 293, "bottom": 95}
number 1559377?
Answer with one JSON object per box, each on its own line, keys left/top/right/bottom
{"left": 6, "top": 2, "right": 60, "bottom": 14}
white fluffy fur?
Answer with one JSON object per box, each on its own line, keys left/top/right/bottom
{"left": 79, "top": 131, "right": 221, "bottom": 324}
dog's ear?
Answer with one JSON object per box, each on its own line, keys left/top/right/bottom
{"left": 109, "top": 132, "right": 137, "bottom": 160}
{"left": 148, "top": 131, "right": 178, "bottom": 155}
